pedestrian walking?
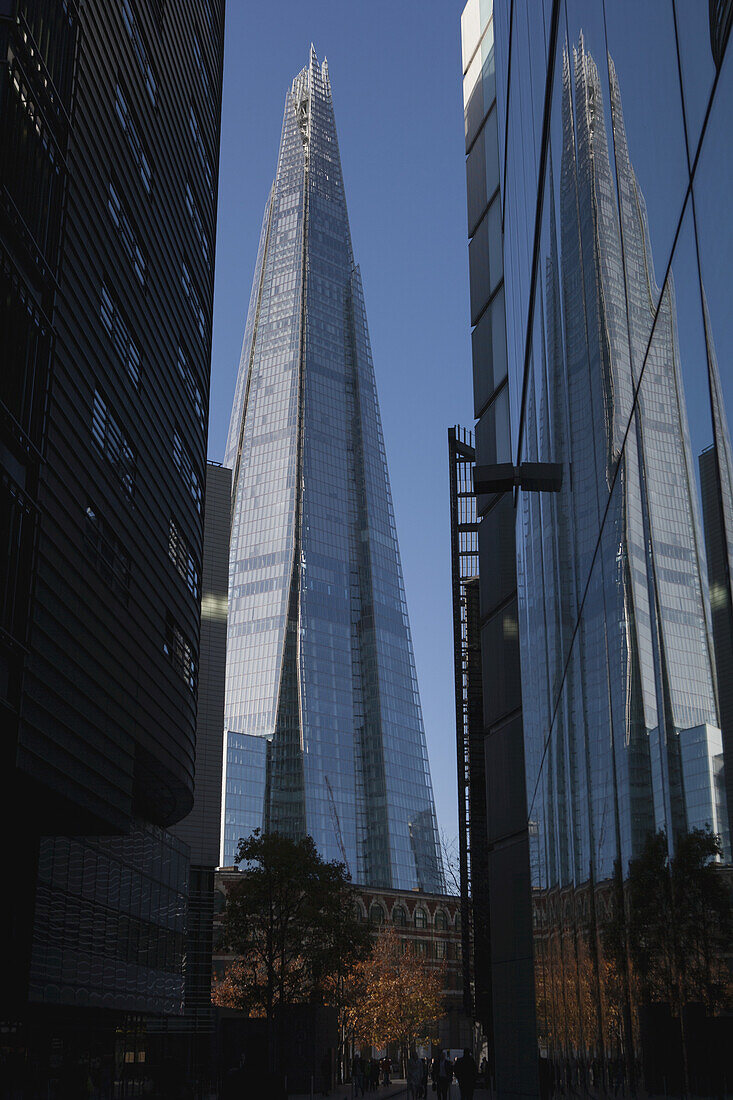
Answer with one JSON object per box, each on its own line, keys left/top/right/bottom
{"left": 453, "top": 1050, "right": 477, "bottom": 1100}
{"left": 382, "top": 1056, "right": 392, "bottom": 1087}
{"left": 405, "top": 1047, "right": 422, "bottom": 1100}
{"left": 353, "top": 1054, "right": 365, "bottom": 1098}
{"left": 432, "top": 1052, "right": 453, "bottom": 1100}
{"left": 407, "top": 1051, "right": 422, "bottom": 1100}
{"left": 420, "top": 1058, "right": 429, "bottom": 1100}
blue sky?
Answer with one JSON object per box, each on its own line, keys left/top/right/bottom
{"left": 209, "top": 1, "right": 471, "bottom": 840}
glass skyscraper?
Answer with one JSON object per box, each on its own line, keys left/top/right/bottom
{"left": 461, "top": 1, "right": 733, "bottom": 1096}
{"left": 222, "top": 48, "right": 443, "bottom": 893}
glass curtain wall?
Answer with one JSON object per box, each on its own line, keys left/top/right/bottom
{"left": 222, "top": 49, "right": 443, "bottom": 892}
{"left": 490, "top": 1, "right": 733, "bottom": 1094}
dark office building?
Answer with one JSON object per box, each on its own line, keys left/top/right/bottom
{"left": 0, "top": 0, "right": 224, "bottom": 1084}
{"left": 169, "top": 461, "right": 231, "bottom": 1066}
{"left": 459, "top": 4, "right": 537, "bottom": 1097}
{"left": 460, "top": 1, "right": 733, "bottom": 1098}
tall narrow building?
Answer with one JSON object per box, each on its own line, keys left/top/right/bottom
{"left": 222, "top": 48, "right": 442, "bottom": 892}
{"left": 460, "top": 0, "right": 733, "bottom": 1093}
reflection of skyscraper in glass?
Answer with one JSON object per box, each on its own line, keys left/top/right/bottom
{"left": 710, "top": 0, "right": 733, "bottom": 69}
{"left": 221, "top": 49, "right": 443, "bottom": 891}
{"left": 520, "top": 35, "right": 729, "bottom": 882}
{"left": 699, "top": 299, "right": 733, "bottom": 855}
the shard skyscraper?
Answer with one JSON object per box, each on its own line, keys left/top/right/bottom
{"left": 221, "top": 49, "right": 443, "bottom": 892}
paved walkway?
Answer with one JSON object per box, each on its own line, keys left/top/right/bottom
{"left": 290, "top": 1080, "right": 408, "bottom": 1100}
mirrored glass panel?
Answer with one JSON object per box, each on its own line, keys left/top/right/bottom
{"left": 504, "top": 5, "right": 733, "bottom": 1094}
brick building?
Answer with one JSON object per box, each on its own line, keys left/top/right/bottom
{"left": 353, "top": 886, "right": 471, "bottom": 1054}
{"left": 214, "top": 871, "right": 471, "bottom": 1055}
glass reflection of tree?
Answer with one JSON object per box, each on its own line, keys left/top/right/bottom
{"left": 604, "top": 828, "right": 732, "bottom": 1094}
{"left": 605, "top": 829, "right": 731, "bottom": 1013}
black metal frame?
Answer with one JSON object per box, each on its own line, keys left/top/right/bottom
{"left": 448, "top": 426, "right": 479, "bottom": 1016}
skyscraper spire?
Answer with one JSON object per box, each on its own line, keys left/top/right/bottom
{"left": 222, "top": 50, "right": 443, "bottom": 892}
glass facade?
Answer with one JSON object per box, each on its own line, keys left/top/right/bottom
{"left": 223, "top": 49, "right": 443, "bottom": 892}
{"left": 30, "top": 825, "right": 188, "bottom": 1015}
{"left": 463, "top": 1, "right": 733, "bottom": 1095}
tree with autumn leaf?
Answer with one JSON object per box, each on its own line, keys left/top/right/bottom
{"left": 342, "top": 927, "right": 445, "bottom": 1066}
{"left": 212, "top": 959, "right": 265, "bottom": 1014}
{"left": 212, "top": 830, "right": 370, "bottom": 1063}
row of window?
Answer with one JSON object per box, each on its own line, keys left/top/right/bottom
{"left": 115, "top": 83, "right": 152, "bottom": 193}
{"left": 83, "top": 492, "right": 199, "bottom": 695}
{"left": 181, "top": 261, "right": 206, "bottom": 340}
{"left": 108, "top": 179, "right": 146, "bottom": 285}
{"left": 405, "top": 938, "right": 456, "bottom": 961}
{"left": 92, "top": 389, "right": 136, "bottom": 497}
{"left": 189, "top": 105, "right": 213, "bottom": 197}
{"left": 165, "top": 507, "right": 200, "bottom": 692}
{"left": 98, "top": 284, "right": 204, "bottom": 518}
{"left": 84, "top": 500, "right": 199, "bottom": 643}
{"left": 185, "top": 180, "right": 210, "bottom": 268}
{"left": 116, "top": 1, "right": 212, "bottom": 283}
{"left": 89, "top": 4, "right": 210, "bottom": 695}
{"left": 176, "top": 343, "right": 205, "bottom": 430}
{"left": 173, "top": 427, "right": 202, "bottom": 513}
{"left": 122, "top": 0, "right": 213, "bottom": 139}
{"left": 91, "top": 376, "right": 201, "bottom": 691}
{"left": 100, "top": 284, "right": 140, "bottom": 387}
{"left": 112, "top": 94, "right": 210, "bottom": 303}
{"left": 100, "top": 287, "right": 205, "bottom": 440}
{"left": 122, "top": 0, "right": 157, "bottom": 106}
{"left": 192, "top": 31, "right": 211, "bottom": 104}
{"left": 109, "top": 21, "right": 207, "bottom": 513}
{"left": 163, "top": 612, "right": 197, "bottom": 694}
{"left": 84, "top": 503, "right": 131, "bottom": 599}
{"left": 92, "top": 382, "right": 203, "bottom": 523}
{"left": 361, "top": 902, "right": 459, "bottom": 931}
{"left": 168, "top": 518, "right": 200, "bottom": 599}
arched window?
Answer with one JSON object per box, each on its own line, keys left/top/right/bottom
{"left": 354, "top": 902, "right": 366, "bottom": 923}
{"left": 455, "top": 910, "right": 462, "bottom": 932}
{"left": 392, "top": 904, "right": 407, "bottom": 927}
{"left": 369, "top": 903, "right": 385, "bottom": 926}
{"left": 414, "top": 907, "right": 427, "bottom": 929}
{"left": 434, "top": 909, "right": 448, "bottom": 931}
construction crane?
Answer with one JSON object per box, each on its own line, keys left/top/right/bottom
{"left": 324, "top": 774, "right": 351, "bottom": 877}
